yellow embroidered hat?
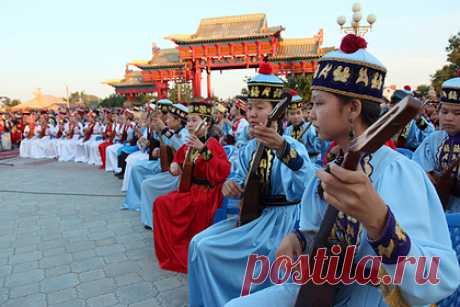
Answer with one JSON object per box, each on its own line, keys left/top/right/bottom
{"left": 311, "top": 34, "right": 387, "bottom": 104}
{"left": 441, "top": 70, "right": 460, "bottom": 104}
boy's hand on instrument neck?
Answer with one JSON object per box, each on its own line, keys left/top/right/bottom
{"left": 151, "top": 148, "right": 160, "bottom": 159}
{"left": 316, "top": 163, "right": 387, "bottom": 241}
{"left": 222, "top": 180, "right": 244, "bottom": 198}
{"left": 250, "top": 124, "right": 284, "bottom": 151}
{"left": 276, "top": 233, "right": 303, "bottom": 261}
{"left": 187, "top": 135, "right": 205, "bottom": 151}
{"left": 169, "top": 162, "right": 182, "bottom": 176}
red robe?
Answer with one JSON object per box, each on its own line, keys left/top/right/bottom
{"left": 98, "top": 123, "right": 115, "bottom": 169}
{"left": 153, "top": 137, "right": 231, "bottom": 273}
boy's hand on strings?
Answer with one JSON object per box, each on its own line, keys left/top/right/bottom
{"left": 316, "top": 163, "right": 388, "bottom": 240}
{"left": 222, "top": 180, "right": 244, "bottom": 197}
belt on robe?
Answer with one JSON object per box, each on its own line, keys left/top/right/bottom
{"left": 262, "top": 195, "right": 300, "bottom": 207}
{"left": 192, "top": 178, "right": 211, "bottom": 187}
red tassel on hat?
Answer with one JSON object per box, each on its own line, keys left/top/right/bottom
{"left": 258, "top": 61, "right": 273, "bottom": 75}
{"left": 290, "top": 89, "right": 298, "bottom": 96}
{"left": 457, "top": 69, "right": 460, "bottom": 77}
{"left": 340, "top": 34, "right": 368, "bottom": 54}
{"left": 403, "top": 85, "right": 411, "bottom": 91}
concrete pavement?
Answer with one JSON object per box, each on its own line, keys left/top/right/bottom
{"left": 0, "top": 157, "right": 187, "bottom": 307}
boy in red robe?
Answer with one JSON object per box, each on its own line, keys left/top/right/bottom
{"left": 153, "top": 99, "right": 231, "bottom": 273}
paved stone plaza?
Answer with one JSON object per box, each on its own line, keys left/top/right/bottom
{"left": 0, "top": 157, "right": 187, "bottom": 307}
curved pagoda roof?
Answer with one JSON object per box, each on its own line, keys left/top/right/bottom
{"left": 269, "top": 36, "right": 335, "bottom": 62}
{"left": 132, "top": 48, "right": 183, "bottom": 70}
{"left": 166, "top": 13, "right": 284, "bottom": 44}
{"left": 104, "top": 71, "right": 156, "bottom": 94}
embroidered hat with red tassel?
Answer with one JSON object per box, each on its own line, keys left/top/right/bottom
{"left": 247, "top": 60, "right": 284, "bottom": 103}
{"left": 312, "top": 34, "right": 387, "bottom": 103}
{"left": 288, "top": 89, "right": 304, "bottom": 110}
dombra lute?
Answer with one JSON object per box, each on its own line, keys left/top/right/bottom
{"left": 178, "top": 120, "right": 207, "bottom": 193}
{"left": 238, "top": 91, "right": 292, "bottom": 226}
{"left": 294, "top": 96, "right": 422, "bottom": 307}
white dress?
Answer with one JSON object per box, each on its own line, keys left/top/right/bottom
{"left": 59, "top": 123, "right": 82, "bottom": 162}
{"left": 85, "top": 122, "right": 105, "bottom": 166}
{"left": 105, "top": 123, "right": 134, "bottom": 172}
{"left": 19, "top": 125, "right": 36, "bottom": 158}
{"left": 30, "top": 125, "right": 49, "bottom": 159}
{"left": 53, "top": 123, "right": 67, "bottom": 159}
{"left": 75, "top": 122, "right": 92, "bottom": 163}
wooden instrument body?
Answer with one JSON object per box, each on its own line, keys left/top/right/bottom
{"left": 39, "top": 124, "right": 47, "bottom": 138}
{"left": 66, "top": 123, "right": 75, "bottom": 139}
{"left": 120, "top": 124, "right": 128, "bottom": 143}
{"left": 178, "top": 121, "right": 207, "bottom": 193}
{"left": 104, "top": 123, "right": 114, "bottom": 141}
{"left": 430, "top": 158, "right": 460, "bottom": 211}
{"left": 160, "top": 144, "right": 174, "bottom": 172}
{"left": 27, "top": 125, "right": 35, "bottom": 139}
{"left": 295, "top": 96, "right": 422, "bottom": 307}
{"left": 83, "top": 123, "right": 94, "bottom": 142}
{"left": 238, "top": 92, "right": 292, "bottom": 226}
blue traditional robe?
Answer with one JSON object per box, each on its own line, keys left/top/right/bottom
{"left": 235, "top": 125, "right": 250, "bottom": 148}
{"left": 284, "top": 122, "right": 329, "bottom": 165}
{"left": 398, "top": 118, "right": 435, "bottom": 151}
{"left": 122, "top": 127, "right": 189, "bottom": 212}
{"left": 133, "top": 128, "right": 190, "bottom": 227}
{"left": 225, "top": 145, "right": 460, "bottom": 307}
{"left": 413, "top": 130, "right": 460, "bottom": 212}
{"left": 188, "top": 136, "right": 316, "bottom": 307}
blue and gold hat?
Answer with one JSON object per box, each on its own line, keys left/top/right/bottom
{"left": 170, "top": 103, "right": 189, "bottom": 120}
{"left": 247, "top": 62, "right": 284, "bottom": 103}
{"left": 312, "top": 34, "right": 386, "bottom": 104}
{"left": 189, "top": 98, "right": 212, "bottom": 118}
{"left": 288, "top": 89, "right": 303, "bottom": 110}
{"left": 157, "top": 99, "right": 173, "bottom": 113}
{"left": 441, "top": 70, "right": 460, "bottom": 104}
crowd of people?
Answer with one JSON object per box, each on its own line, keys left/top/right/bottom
{"left": 1, "top": 32, "right": 460, "bottom": 306}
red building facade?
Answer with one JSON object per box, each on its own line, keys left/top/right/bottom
{"left": 107, "top": 13, "right": 333, "bottom": 99}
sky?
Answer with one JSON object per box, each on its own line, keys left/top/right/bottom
{"left": 1, "top": 0, "right": 459, "bottom": 101}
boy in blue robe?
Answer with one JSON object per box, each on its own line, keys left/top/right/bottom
{"left": 187, "top": 62, "right": 316, "bottom": 307}
{"left": 283, "top": 90, "right": 329, "bottom": 165}
{"left": 225, "top": 33, "right": 460, "bottom": 307}
{"left": 122, "top": 103, "right": 189, "bottom": 213}
{"left": 390, "top": 89, "right": 435, "bottom": 152}
{"left": 413, "top": 71, "right": 460, "bottom": 212}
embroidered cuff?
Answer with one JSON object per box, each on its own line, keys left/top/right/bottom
{"left": 276, "top": 141, "right": 303, "bottom": 171}
{"left": 368, "top": 206, "right": 411, "bottom": 264}
{"left": 200, "top": 146, "right": 213, "bottom": 161}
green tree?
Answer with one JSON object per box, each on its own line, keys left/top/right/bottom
{"left": 286, "top": 74, "right": 313, "bottom": 102}
{"left": 431, "top": 32, "right": 460, "bottom": 93}
{"left": 168, "top": 82, "right": 193, "bottom": 103}
{"left": 99, "top": 94, "right": 125, "bottom": 108}
{"left": 0, "top": 97, "right": 21, "bottom": 108}
{"left": 416, "top": 84, "right": 431, "bottom": 98}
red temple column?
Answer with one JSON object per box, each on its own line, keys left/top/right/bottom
{"left": 192, "top": 62, "right": 202, "bottom": 98}
{"left": 157, "top": 81, "right": 168, "bottom": 99}
{"left": 126, "top": 94, "right": 135, "bottom": 102}
{"left": 206, "top": 68, "right": 211, "bottom": 98}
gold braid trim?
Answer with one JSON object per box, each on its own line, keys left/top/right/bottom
{"left": 378, "top": 266, "right": 410, "bottom": 307}
{"left": 311, "top": 85, "right": 383, "bottom": 104}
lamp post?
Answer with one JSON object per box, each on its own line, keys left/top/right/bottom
{"left": 337, "top": 3, "right": 376, "bottom": 37}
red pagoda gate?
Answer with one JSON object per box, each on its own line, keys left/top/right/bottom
{"left": 107, "top": 13, "right": 333, "bottom": 99}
